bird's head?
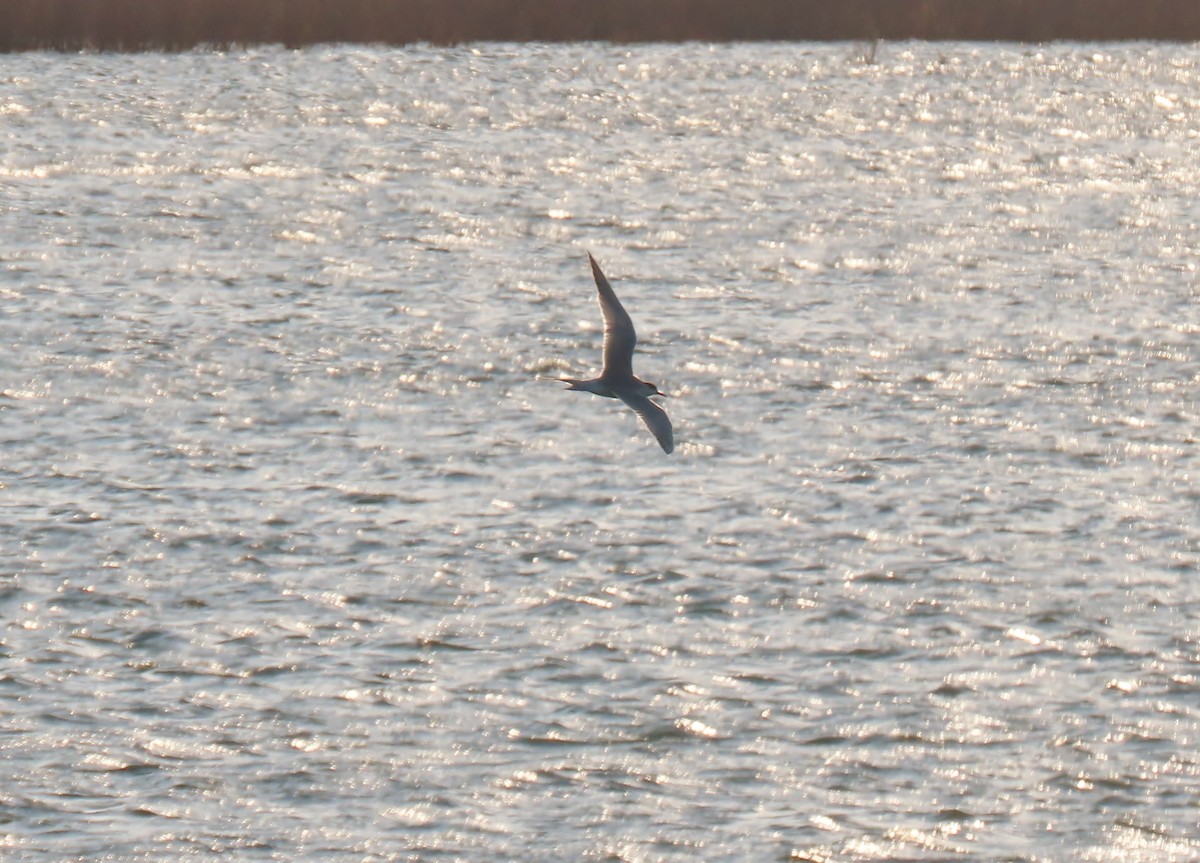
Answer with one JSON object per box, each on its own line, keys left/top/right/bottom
{"left": 640, "top": 380, "right": 666, "bottom": 398}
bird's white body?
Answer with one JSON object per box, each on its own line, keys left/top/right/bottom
{"left": 561, "top": 253, "right": 674, "bottom": 454}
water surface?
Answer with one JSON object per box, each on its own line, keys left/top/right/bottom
{"left": 2, "top": 42, "right": 1199, "bottom": 862}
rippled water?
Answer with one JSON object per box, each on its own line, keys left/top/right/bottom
{"left": 3, "top": 41, "right": 1200, "bottom": 861}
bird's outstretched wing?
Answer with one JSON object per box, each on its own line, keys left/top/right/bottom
{"left": 589, "top": 253, "right": 636, "bottom": 381}
{"left": 618, "top": 393, "right": 674, "bottom": 454}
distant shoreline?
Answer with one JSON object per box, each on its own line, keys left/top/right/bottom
{"left": 4, "top": 0, "right": 1200, "bottom": 51}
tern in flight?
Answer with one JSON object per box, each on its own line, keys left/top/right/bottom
{"left": 561, "top": 253, "right": 674, "bottom": 454}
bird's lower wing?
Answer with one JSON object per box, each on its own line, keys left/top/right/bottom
{"left": 618, "top": 394, "right": 674, "bottom": 454}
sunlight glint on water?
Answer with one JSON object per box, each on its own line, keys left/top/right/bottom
{"left": 2, "top": 42, "right": 1199, "bottom": 862}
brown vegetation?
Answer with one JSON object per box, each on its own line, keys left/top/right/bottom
{"left": 2, "top": 0, "right": 1199, "bottom": 51}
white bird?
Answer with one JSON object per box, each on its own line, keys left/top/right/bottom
{"left": 561, "top": 252, "right": 674, "bottom": 454}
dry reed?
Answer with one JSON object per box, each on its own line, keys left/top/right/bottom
{"left": 2, "top": 0, "right": 1198, "bottom": 51}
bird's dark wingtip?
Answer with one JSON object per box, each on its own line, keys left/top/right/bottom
{"left": 587, "top": 252, "right": 609, "bottom": 291}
